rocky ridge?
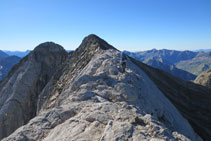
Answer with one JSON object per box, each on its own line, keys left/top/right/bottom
{"left": 1, "top": 35, "right": 203, "bottom": 141}
{"left": 0, "top": 42, "right": 67, "bottom": 139}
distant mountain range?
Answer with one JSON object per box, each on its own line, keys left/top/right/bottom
{"left": 125, "top": 49, "right": 211, "bottom": 80}
{"left": 193, "top": 49, "right": 211, "bottom": 52}
{"left": 176, "top": 52, "right": 211, "bottom": 75}
{"left": 3, "top": 50, "right": 31, "bottom": 57}
{"left": 0, "top": 55, "right": 21, "bottom": 80}
{"left": 143, "top": 58, "right": 196, "bottom": 81}
{"left": 1, "top": 48, "right": 211, "bottom": 81}
{"left": 3, "top": 50, "right": 72, "bottom": 57}
{"left": 0, "top": 49, "right": 72, "bottom": 80}
{"left": 0, "top": 50, "right": 21, "bottom": 80}
{"left": 0, "top": 50, "right": 9, "bottom": 59}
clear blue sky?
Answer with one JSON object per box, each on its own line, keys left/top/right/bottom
{"left": 0, "top": 0, "right": 211, "bottom": 51}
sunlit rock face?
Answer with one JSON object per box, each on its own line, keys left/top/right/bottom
{"left": 1, "top": 35, "right": 210, "bottom": 141}
{"left": 0, "top": 42, "right": 67, "bottom": 139}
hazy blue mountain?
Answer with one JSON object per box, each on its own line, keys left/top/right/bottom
{"left": 0, "top": 56, "right": 21, "bottom": 80}
{"left": 4, "top": 50, "right": 31, "bottom": 57}
{"left": 193, "top": 49, "right": 211, "bottom": 52}
{"left": 126, "top": 49, "right": 211, "bottom": 79}
{"left": 125, "top": 49, "right": 198, "bottom": 65}
{"left": 4, "top": 50, "right": 72, "bottom": 57}
{"left": 176, "top": 51, "right": 211, "bottom": 75}
{"left": 0, "top": 50, "right": 9, "bottom": 59}
{"left": 143, "top": 58, "right": 196, "bottom": 81}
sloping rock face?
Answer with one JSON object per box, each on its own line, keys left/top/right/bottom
{"left": 0, "top": 42, "right": 67, "bottom": 139}
{"left": 131, "top": 58, "right": 211, "bottom": 140}
{"left": 2, "top": 35, "right": 201, "bottom": 141}
{"left": 194, "top": 69, "right": 211, "bottom": 89}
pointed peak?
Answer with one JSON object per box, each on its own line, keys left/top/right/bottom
{"left": 79, "top": 34, "right": 117, "bottom": 51}
{"left": 85, "top": 34, "right": 101, "bottom": 40}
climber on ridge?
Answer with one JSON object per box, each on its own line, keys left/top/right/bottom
{"left": 121, "top": 51, "right": 127, "bottom": 73}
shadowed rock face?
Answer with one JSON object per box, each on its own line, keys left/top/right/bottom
{"left": 1, "top": 35, "right": 202, "bottom": 141}
{"left": 194, "top": 69, "right": 211, "bottom": 89}
{"left": 131, "top": 57, "right": 211, "bottom": 141}
{"left": 0, "top": 42, "right": 67, "bottom": 139}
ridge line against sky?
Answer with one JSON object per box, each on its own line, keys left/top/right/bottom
{"left": 0, "top": 0, "right": 211, "bottom": 51}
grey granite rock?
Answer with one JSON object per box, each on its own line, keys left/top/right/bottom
{"left": 2, "top": 38, "right": 201, "bottom": 140}
{"left": 0, "top": 42, "right": 67, "bottom": 139}
{"left": 0, "top": 35, "right": 206, "bottom": 141}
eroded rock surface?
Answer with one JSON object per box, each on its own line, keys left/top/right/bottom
{"left": 0, "top": 42, "right": 67, "bottom": 139}
{"left": 2, "top": 35, "right": 201, "bottom": 141}
{"left": 131, "top": 56, "right": 211, "bottom": 140}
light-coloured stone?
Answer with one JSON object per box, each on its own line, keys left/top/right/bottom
{"left": 0, "top": 42, "right": 67, "bottom": 140}
{"left": 3, "top": 49, "right": 201, "bottom": 141}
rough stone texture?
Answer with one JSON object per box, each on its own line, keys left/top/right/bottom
{"left": 2, "top": 36, "right": 201, "bottom": 141}
{"left": 37, "top": 34, "right": 116, "bottom": 113}
{"left": 194, "top": 69, "right": 211, "bottom": 89}
{"left": 0, "top": 42, "right": 67, "bottom": 140}
{"left": 131, "top": 57, "right": 211, "bottom": 141}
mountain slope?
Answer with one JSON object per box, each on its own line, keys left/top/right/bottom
{"left": 194, "top": 69, "right": 211, "bottom": 89}
{"left": 4, "top": 50, "right": 31, "bottom": 57}
{"left": 176, "top": 52, "right": 211, "bottom": 75}
{"left": 125, "top": 50, "right": 198, "bottom": 81}
{"left": 1, "top": 35, "right": 202, "bottom": 141}
{"left": 0, "top": 56, "right": 21, "bottom": 80}
{"left": 126, "top": 49, "right": 198, "bottom": 65}
{"left": 143, "top": 58, "right": 196, "bottom": 81}
{"left": 126, "top": 49, "right": 211, "bottom": 77}
{"left": 0, "top": 42, "right": 67, "bottom": 139}
{"left": 131, "top": 57, "right": 211, "bottom": 140}
{"left": 0, "top": 50, "right": 9, "bottom": 59}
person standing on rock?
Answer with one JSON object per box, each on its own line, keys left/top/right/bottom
{"left": 121, "top": 51, "right": 127, "bottom": 73}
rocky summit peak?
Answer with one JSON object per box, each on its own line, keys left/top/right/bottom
{"left": 0, "top": 42, "right": 67, "bottom": 140}
{"left": 34, "top": 42, "right": 65, "bottom": 53}
{"left": 85, "top": 34, "right": 100, "bottom": 40}
{"left": 78, "top": 34, "right": 116, "bottom": 51}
